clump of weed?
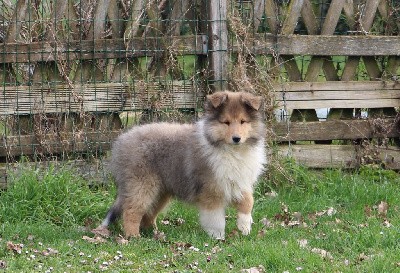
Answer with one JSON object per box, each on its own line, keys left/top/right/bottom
{"left": 0, "top": 166, "right": 115, "bottom": 227}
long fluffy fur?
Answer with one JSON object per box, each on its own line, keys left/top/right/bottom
{"left": 99, "top": 91, "right": 267, "bottom": 239}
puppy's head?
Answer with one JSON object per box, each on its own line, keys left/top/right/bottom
{"left": 203, "top": 91, "right": 264, "bottom": 146}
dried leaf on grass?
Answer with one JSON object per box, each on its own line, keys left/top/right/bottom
{"left": 378, "top": 201, "right": 389, "bottom": 218}
{"left": 241, "top": 265, "right": 265, "bottom": 273}
{"left": 6, "top": 241, "right": 23, "bottom": 254}
{"left": 311, "top": 248, "right": 333, "bottom": 260}
{"left": 0, "top": 260, "right": 6, "bottom": 269}
{"left": 91, "top": 226, "right": 110, "bottom": 238}
{"left": 82, "top": 235, "right": 107, "bottom": 244}
{"left": 116, "top": 235, "right": 129, "bottom": 245}
{"left": 42, "top": 248, "right": 59, "bottom": 256}
{"left": 153, "top": 230, "right": 167, "bottom": 241}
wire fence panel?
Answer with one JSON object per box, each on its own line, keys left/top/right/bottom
{"left": 0, "top": 0, "right": 400, "bottom": 186}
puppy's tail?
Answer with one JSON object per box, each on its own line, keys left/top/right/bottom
{"left": 101, "top": 197, "right": 122, "bottom": 228}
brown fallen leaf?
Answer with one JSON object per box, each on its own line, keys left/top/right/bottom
{"left": 311, "top": 248, "right": 333, "bottom": 260}
{"left": 0, "top": 260, "right": 6, "bottom": 269}
{"left": 364, "top": 205, "right": 372, "bottom": 217}
{"left": 6, "top": 241, "right": 23, "bottom": 254}
{"left": 292, "top": 212, "right": 303, "bottom": 222}
{"left": 115, "top": 235, "right": 129, "bottom": 245}
{"left": 241, "top": 265, "right": 265, "bottom": 273}
{"left": 82, "top": 235, "right": 107, "bottom": 244}
{"left": 260, "top": 218, "right": 273, "bottom": 228}
{"left": 42, "top": 248, "right": 59, "bottom": 257}
{"left": 265, "top": 190, "right": 278, "bottom": 197}
{"left": 153, "top": 230, "right": 166, "bottom": 241}
{"left": 378, "top": 201, "right": 389, "bottom": 218}
{"left": 382, "top": 219, "right": 392, "bottom": 228}
{"left": 257, "top": 229, "right": 267, "bottom": 238}
{"left": 91, "top": 226, "right": 110, "bottom": 238}
{"left": 358, "top": 252, "right": 371, "bottom": 262}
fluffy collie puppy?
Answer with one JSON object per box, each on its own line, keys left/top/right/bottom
{"left": 99, "top": 91, "right": 266, "bottom": 239}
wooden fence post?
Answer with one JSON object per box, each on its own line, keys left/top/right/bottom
{"left": 208, "top": 0, "right": 228, "bottom": 91}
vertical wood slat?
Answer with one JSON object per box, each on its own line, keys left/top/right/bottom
{"left": 341, "top": 1, "right": 382, "bottom": 81}
{"left": 280, "top": 0, "right": 304, "bottom": 82}
{"left": 208, "top": 0, "right": 228, "bottom": 91}
{"left": 300, "top": 0, "right": 317, "bottom": 35}
{"left": 281, "top": 0, "right": 304, "bottom": 34}
{"left": 87, "top": 0, "right": 112, "bottom": 40}
{"left": 304, "top": 0, "right": 345, "bottom": 82}
{"left": 5, "top": 0, "right": 29, "bottom": 43}
{"left": 264, "top": 0, "right": 278, "bottom": 34}
{"left": 360, "top": 0, "right": 381, "bottom": 32}
{"left": 253, "top": 0, "right": 265, "bottom": 31}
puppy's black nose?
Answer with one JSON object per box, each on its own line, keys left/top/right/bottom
{"left": 232, "top": 136, "right": 241, "bottom": 143}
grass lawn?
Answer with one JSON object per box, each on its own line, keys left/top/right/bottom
{"left": 1, "top": 162, "right": 399, "bottom": 272}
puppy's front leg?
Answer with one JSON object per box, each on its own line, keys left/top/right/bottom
{"left": 199, "top": 206, "right": 226, "bottom": 239}
{"left": 235, "top": 191, "right": 254, "bottom": 235}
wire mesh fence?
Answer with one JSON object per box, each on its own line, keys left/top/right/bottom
{"left": 1, "top": 0, "right": 400, "bottom": 186}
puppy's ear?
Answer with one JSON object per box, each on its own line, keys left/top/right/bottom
{"left": 241, "top": 93, "right": 262, "bottom": 111}
{"left": 206, "top": 92, "right": 228, "bottom": 109}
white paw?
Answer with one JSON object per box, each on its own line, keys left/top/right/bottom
{"left": 237, "top": 213, "right": 253, "bottom": 235}
{"left": 204, "top": 227, "right": 225, "bottom": 240}
{"left": 199, "top": 207, "right": 226, "bottom": 239}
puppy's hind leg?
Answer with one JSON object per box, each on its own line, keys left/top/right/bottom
{"left": 122, "top": 175, "right": 161, "bottom": 238}
{"left": 141, "top": 193, "right": 171, "bottom": 230}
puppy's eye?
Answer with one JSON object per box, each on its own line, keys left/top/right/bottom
{"left": 222, "top": 121, "right": 230, "bottom": 126}
{"left": 241, "top": 120, "right": 246, "bottom": 124}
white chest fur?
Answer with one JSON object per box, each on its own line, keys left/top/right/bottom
{"left": 197, "top": 122, "right": 267, "bottom": 203}
{"left": 209, "top": 143, "right": 266, "bottom": 202}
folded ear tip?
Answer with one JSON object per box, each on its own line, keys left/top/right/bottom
{"left": 206, "top": 91, "right": 228, "bottom": 109}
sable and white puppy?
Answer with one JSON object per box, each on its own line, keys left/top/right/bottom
{"left": 99, "top": 91, "right": 266, "bottom": 239}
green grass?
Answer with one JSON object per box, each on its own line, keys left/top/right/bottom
{"left": 1, "top": 163, "right": 400, "bottom": 272}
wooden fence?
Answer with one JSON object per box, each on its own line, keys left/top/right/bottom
{"left": 0, "top": 0, "right": 400, "bottom": 187}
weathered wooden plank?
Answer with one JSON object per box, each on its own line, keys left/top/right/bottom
{"left": 360, "top": 0, "right": 380, "bottom": 33}
{"left": 87, "top": 0, "right": 112, "bottom": 40}
{"left": 2, "top": 80, "right": 398, "bottom": 114}
{"left": 264, "top": 0, "right": 278, "bottom": 34}
{"left": 277, "top": 144, "right": 358, "bottom": 168}
{"left": 277, "top": 99, "right": 400, "bottom": 110}
{"left": 300, "top": 0, "right": 317, "bottom": 35}
{"left": 273, "top": 119, "right": 399, "bottom": 141}
{"left": 0, "top": 36, "right": 205, "bottom": 63}
{"left": 305, "top": 0, "right": 345, "bottom": 81}
{"left": 1, "top": 35, "right": 398, "bottom": 64}
{"left": 321, "top": 0, "right": 346, "bottom": 35}
{"left": 273, "top": 81, "right": 400, "bottom": 109}
{"left": 245, "top": 35, "right": 400, "bottom": 56}
{"left": 281, "top": 0, "right": 304, "bottom": 34}
{"left": 253, "top": 0, "right": 266, "bottom": 31}
{"left": 363, "top": 56, "right": 382, "bottom": 80}
{"left": 0, "top": 131, "right": 120, "bottom": 157}
{"left": 0, "top": 81, "right": 206, "bottom": 115}
{"left": 273, "top": 80, "right": 400, "bottom": 91}
{"left": 5, "top": 0, "right": 29, "bottom": 43}
{"left": 277, "top": 144, "right": 400, "bottom": 169}
{"left": 208, "top": 0, "right": 229, "bottom": 91}
{"left": 276, "top": 89, "right": 400, "bottom": 101}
